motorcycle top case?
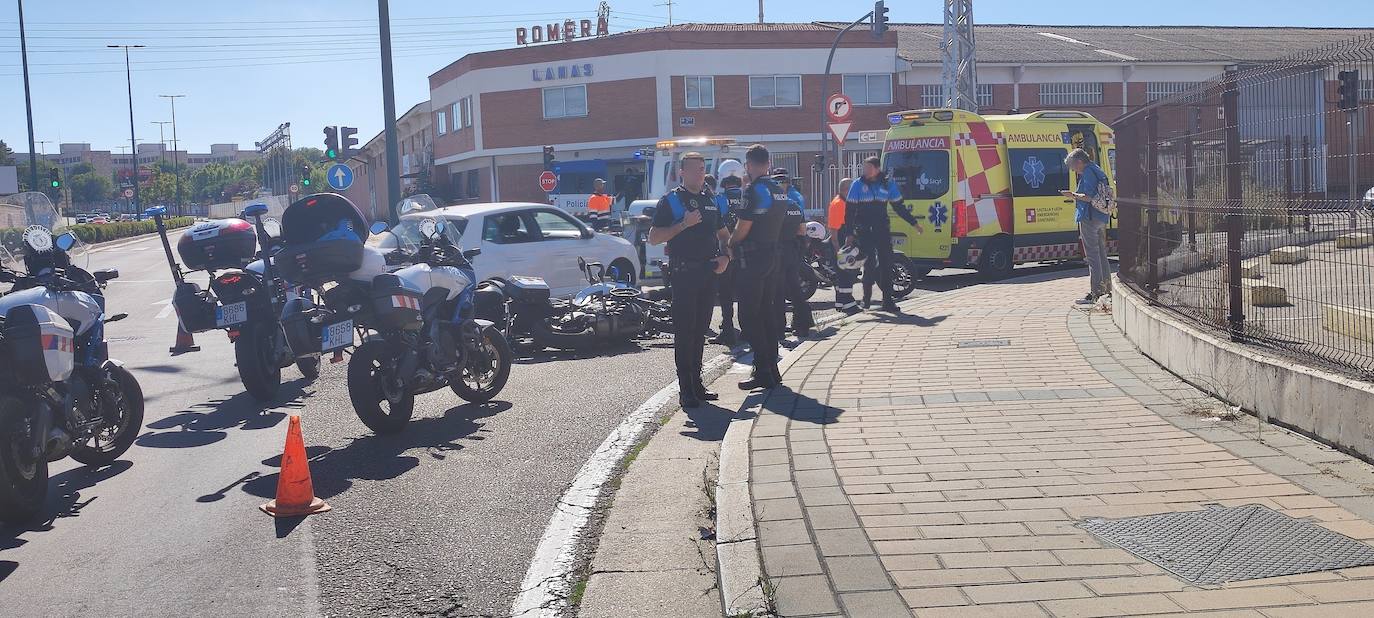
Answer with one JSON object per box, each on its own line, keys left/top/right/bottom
{"left": 507, "top": 275, "right": 551, "bottom": 304}
{"left": 177, "top": 218, "right": 257, "bottom": 271}
{"left": 369, "top": 274, "right": 424, "bottom": 330}
{"left": 2, "top": 303, "right": 76, "bottom": 385}
{"left": 277, "top": 193, "right": 369, "bottom": 285}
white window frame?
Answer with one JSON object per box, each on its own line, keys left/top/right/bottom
{"left": 749, "top": 75, "right": 802, "bottom": 109}
{"left": 451, "top": 102, "right": 460, "bottom": 132}
{"left": 919, "top": 84, "right": 992, "bottom": 108}
{"left": 842, "top": 73, "right": 893, "bottom": 106}
{"left": 977, "top": 83, "right": 993, "bottom": 108}
{"left": 542, "top": 85, "right": 588, "bottom": 119}
{"left": 1146, "top": 81, "right": 1201, "bottom": 102}
{"left": 684, "top": 75, "right": 715, "bottom": 110}
{"left": 1039, "top": 82, "right": 1104, "bottom": 106}
{"left": 436, "top": 110, "right": 447, "bottom": 135}
{"left": 460, "top": 95, "right": 473, "bottom": 128}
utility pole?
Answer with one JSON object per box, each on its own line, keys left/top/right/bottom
{"left": 18, "top": 0, "right": 40, "bottom": 203}
{"left": 109, "top": 44, "right": 145, "bottom": 213}
{"left": 758, "top": 0, "right": 764, "bottom": 23}
{"left": 656, "top": 0, "right": 673, "bottom": 25}
{"left": 161, "top": 94, "right": 186, "bottom": 217}
{"left": 941, "top": 0, "right": 979, "bottom": 112}
{"left": 151, "top": 121, "right": 170, "bottom": 157}
{"left": 378, "top": 0, "right": 402, "bottom": 223}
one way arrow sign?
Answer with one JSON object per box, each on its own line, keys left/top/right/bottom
{"left": 828, "top": 122, "right": 853, "bottom": 147}
{"left": 326, "top": 163, "right": 354, "bottom": 191}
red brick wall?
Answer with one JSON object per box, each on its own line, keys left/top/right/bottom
{"left": 434, "top": 116, "right": 476, "bottom": 160}
{"left": 498, "top": 163, "right": 551, "bottom": 203}
{"left": 668, "top": 74, "right": 900, "bottom": 138}
{"left": 480, "top": 77, "right": 658, "bottom": 149}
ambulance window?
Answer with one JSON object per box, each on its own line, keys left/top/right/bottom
{"left": 1107, "top": 149, "right": 1116, "bottom": 177}
{"left": 884, "top": 151, "right": 950, "bottom": 200}
{"left": 1008, "top": 148, "right": 1070, "bottom": 197}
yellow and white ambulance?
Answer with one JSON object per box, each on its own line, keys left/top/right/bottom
{"left": 879, "top": 109, "right": 1116, "bottom": 279}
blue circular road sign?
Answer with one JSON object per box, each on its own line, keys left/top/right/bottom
{"left": 326, "top": 163, "right": 354, "bottom": 191}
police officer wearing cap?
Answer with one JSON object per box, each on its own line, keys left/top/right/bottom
{"left": 846, "top": 156, "right": 921, "bottom": 312}
{"left": 711, "top": 160, "right": 746, "bottom": 346}
{"left": 728, "top": 145, "right": 791, "bottom": 390}
{"left": 773, "top": 169, "right": 814, "bottom": 340}
{"left": 649, "top": 152, "right": 731, "bottom": 408}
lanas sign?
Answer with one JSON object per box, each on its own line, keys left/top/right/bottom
{"left": 516, "top": 17, "right": 609, "bottom": 46}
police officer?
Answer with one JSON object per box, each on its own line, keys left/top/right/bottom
{"left": 649, "top": 152, "right": 731, "bottom": 408}
{"left": 845, "top": 156, "right": 921, "bottom": 313}
{"left": 710, "top": 160, "right": 746, "bottom": 346}
{"left": 773, "top": 169, "right": 814, "bottom": 340}
{"left": 728, "top": 145, "right": 790, "bottom": 390}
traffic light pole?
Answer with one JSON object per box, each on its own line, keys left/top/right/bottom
{"left": 818, "top": 10, "right": 875, "bottom": 204}
{"left": 378, "top": 0, "right": 403, "bottom": 223}
{"left": 18, "top": 0, "right": 40, "bottom": 216}
{"left": 110, "top": 44, "right": 145, "bottom": 214}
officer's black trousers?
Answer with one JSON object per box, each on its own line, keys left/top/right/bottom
{"left": 735, "top": 252, "right": 781, "bottom": 379}
{"left": 774, "top": 242, "right": 815, "bottom": 339}
{"left": 858, "top": 225, "right": 894, "bottom": 304}
{"left": 716, "top": 260, "right": 736, "bottom": 331}
{"left": 669, "top": 263, "right": 716, "bottom": 391}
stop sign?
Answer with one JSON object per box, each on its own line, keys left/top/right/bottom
{"left": 539, "top": 170, "right": 558, "bottom": 193}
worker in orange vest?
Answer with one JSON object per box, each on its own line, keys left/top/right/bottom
{"left": 587, "top": 178, "right": 613, "bottom": 231}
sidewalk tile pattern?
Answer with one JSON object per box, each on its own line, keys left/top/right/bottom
{"left": 747, "top": 273, "right": 1374, "bottom": 617}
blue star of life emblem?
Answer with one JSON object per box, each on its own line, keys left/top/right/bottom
{"left": 1023, "top": 156, "right": 1046, "bottom": 189}
{"left": 928, "top": 202, "right": 948, "bottom": 229}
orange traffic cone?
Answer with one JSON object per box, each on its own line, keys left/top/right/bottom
{"left": 169, "top": 323, "right": 201, "bottom": 355}
{"left": 259, "top": 415, "right": 331, "bottom": 518}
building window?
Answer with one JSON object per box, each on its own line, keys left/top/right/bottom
{"left": 919, "top": 84, "right": 992, "bottom": 108}
{"left": 437, "top": 110, "right": 447, "bottom": 135}
{"left": 460, "top": 96, "right": 473, "bottom": 128}
{"left": 543, "top": 85, "right": 588, "bottom": 119}
{"left": 842, "top": 74, "right": 893, "bottom": 106}
{"left": 466, "top": 169, "right": 480, "bottom": 198}
{"left": 749, "top": 75, "right": 802, "bottom": 108}
{"left": 1146, "top": 82, "right": 1202, "bottom": 102}
{"left": 1039, "top": 82, "right": 1104, "bottom": 106}
{"left": 685, "top": 76, "right": 715, "bottom": 109}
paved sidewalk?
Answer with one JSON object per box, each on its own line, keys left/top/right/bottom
{"left": 746, "top": 271, "right": 1374, "bottom": 617}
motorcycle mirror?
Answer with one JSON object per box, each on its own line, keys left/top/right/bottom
{"left": 262, "top": 218, "right": 282, "bottom": 237}
{"left": 369, "top": 221, "right": 389, "bottom": 235}
{"left": 58, "top": 230, "right": 81, "bottom": 250}
{"left": 419, "top": 219, "right": 439, "bottom": 239}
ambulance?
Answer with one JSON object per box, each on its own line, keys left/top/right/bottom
{"left": 879, "top": 109, "right": 1116, "bottom": 279}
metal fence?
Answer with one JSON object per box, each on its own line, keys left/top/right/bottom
{"left": 1113, "top": 33, "right": 1374, "bottom": 378}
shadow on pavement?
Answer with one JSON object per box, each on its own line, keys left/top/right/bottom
{"left": 235, "top": 400, "right": 512, "bottom": 501}
{"left": 135, "top": 379, "right": 312, "bottom": 449}
{"left": 0, "top": 560, "right": 16, "bottom": 583}
{"left": 867, "top": 312, "right": 949, "bottom": 327}
{"left": 0, "top": 460, "right": 135, "bottom": 559}
{"left": 511, "top": 339, "right": 657, "bottom": 364}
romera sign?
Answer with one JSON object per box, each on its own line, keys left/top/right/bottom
{"left": 516, "top": 17, "right": 609, "bottom": 46}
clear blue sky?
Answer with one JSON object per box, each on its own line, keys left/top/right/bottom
{"left": 3, "top": 0, "right": 1370, "bottom": 156}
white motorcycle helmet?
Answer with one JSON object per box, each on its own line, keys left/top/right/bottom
{"left": 717, "top": 159, "right": 745, "bottom": 183}
{"left": 837, "top": 244, "right": 864, "bottom": 270}
{"left": 804, "top": 221, "right": 828, "bottom": 241}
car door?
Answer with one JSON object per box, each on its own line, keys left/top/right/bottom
{"left": 527, "top": 208, "right": 592, "bottom": 296}
{"left": 478, "top": 211, "right": 538, "bottom": 284}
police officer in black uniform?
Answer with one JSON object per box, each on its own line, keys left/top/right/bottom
{"left": 649, "top": 152, "right": 731, "bottom": 408}
{"left": 771, "top": 168, "right": 815, "bottom": 342}
{"left": 728, "top": 145, "right": 790, "bottom": 390}
{"left": 845, "top": 156, "right": 921, "bottom": 312}
{"left": 710, "top": 164, "right": 745, "bottom": 346}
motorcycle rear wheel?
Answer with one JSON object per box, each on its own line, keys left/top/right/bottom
{"left": 798, "top": 269, "right": 819, "bottom": 301}
{"left": 236, "top": 322, "right": 283, "bottom": 402}
{"left": 70, "top": 365, "right": 145, "bottom": 467}
{"left": 0, "top": 394, "right": 48, "bottom": 524}
{"left": 450, "top": 325, "right": 512, "bottom": 403}
{"left": 348, "top": 341, "right": 414, "bottom": 434}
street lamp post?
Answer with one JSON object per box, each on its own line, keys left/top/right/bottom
{"left": 109, "top": 44, "right": 145, "bottom": 213}
{"left": 18, "top": 0, "right": 40, "bottom": 201}
{"left": 160, "top": 94, "right": 186, "bottom": 217}
{"left": 378, "top": 0, "right": 403, "bottom": 223}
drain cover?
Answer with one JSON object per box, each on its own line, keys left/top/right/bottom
{"left": 1078, "top": 504, "right": 1374, "bottom": 585}
{"left": 957, "top": 339, "right": 1010, "bottom": 348}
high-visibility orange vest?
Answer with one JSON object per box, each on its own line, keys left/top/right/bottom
{"left": 588, "top": 193, "right": 612, "bottom": 214}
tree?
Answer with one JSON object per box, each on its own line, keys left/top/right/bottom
{"left": 0, "top": 140, "right": 14, "bottom": 166}
{"left": 69, "top": 172, "right": 113, "bottom": 205}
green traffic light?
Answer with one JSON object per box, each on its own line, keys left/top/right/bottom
{"left": 51, "top": 181, "right": 60, "bottom": 188}
{"left": 327, "top": 149, "right": 338, "bottom": 159}
{"left": 302, "top": 179, "right": 311, "bottom": 186}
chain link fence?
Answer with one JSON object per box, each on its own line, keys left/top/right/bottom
{"left": 1114, "top": 33, "right": 1374, "bottom": 378}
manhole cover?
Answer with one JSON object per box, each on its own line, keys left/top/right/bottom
{"left": 957, "top": 339, "right": 1009, "bottom": 348}
{"left": 1078, "top": 504, "right": 1374, "bottom": 585}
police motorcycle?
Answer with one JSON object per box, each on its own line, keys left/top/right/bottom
{"left": 797, "top": 221, "right": 838, "bottom": 301}
{"left": 275, "top": 193, "right": 511, "bottom": 434}
{"left": 0, "top": 192, "right": 144, "bottom": 523}
{"left": 475, "top": 256, "right": 672, "bottom": 353}
{"left": 149, "top": 204, "right": 319, "bottom": 401}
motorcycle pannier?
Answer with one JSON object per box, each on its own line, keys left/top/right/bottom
{"left": 370, "top": 274, "right": 424, "bottom": 330}
{"left": 507, "top": 275, "right": 551, "bottom": 304}
{"left": 3, "top": 304, "right": 76, "bottom": 385}
{"left": 177, "top": 218, "right": 257, "bottom": 271}
{"left": 280, "top": 297, "right": 323, "bottom": 355}
{"left": 277, "top": 193, "right": 368, "bottom": 285}
{"left": 172, "top": 281, "right": 220, "bottom": 333}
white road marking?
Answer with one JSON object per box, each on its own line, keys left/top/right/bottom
{"left": 154, "top": 298, "right": 176, "bottom": 319}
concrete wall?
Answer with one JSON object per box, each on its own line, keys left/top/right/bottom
{"left": 1113, "top": 279, "right": 1374, "bottom": 461}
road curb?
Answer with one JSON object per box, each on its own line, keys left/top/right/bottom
{"left": 86, "top": 226, "right": 189, "bottom": 254}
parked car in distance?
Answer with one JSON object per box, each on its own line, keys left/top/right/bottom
{"left": 90, "top": 216, "right": 109, "bottom": 224}
{"left": 368, "top": 202, "right": 641, "bottom": 298}
{"left": 75, "top": 215, "right": 89, "bottom": 224}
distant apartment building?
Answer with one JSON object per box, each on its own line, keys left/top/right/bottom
{"left": 33, "top": 142, "right": 262, "bottom": 184}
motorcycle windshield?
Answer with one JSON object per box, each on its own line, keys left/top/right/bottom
{"left": 1, "top": 191, "right": 88, "bottom": 272}
{"left": 396, "top": 194, "right": 439, "bottom": 217}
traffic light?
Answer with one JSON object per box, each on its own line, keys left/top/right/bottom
{"left": 323, "top": 126, "right": 339, "bottom": 160}
{"left": 49, "top": 168, "right": 61, "bottom": 189}
{"left": 341, "top": 126, "right": 359, "bottom": 159}
{"left": 301, "top": 164, "right": 312, "bottom": 188}
{"left": 872, "top": 1, "right": 889, "bottom": 38}
{"left": 1338, "top": 70, "right": 1360, "bottom": 111}
{"left": 542, "top": 145, "right": 556, "bottom": 169}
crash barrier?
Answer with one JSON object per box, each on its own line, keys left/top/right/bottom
{"left": 207, "top": 194, "right": 290, "bottom": 220}
{"left": 1113, "top": 32, "right": 1374, "bottom": 379}
{"left": 0, "top": 217, "right": 193, "bottom": 248}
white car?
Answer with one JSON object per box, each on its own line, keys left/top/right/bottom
{"left": 624, "top": 199, "right": 668, "bottom": 278}
{"left": 370, "top": 202, "right": 641, "bottom": 298}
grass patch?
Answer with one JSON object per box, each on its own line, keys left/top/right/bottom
{"left": 568, "top": 577, "right": 588, "bottom": 606}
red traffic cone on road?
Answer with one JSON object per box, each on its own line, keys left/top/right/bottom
{"left": 168, "top": 322, "right": 201, "bottom": 355}
{"left": 259, "top": 415, "right": 331, "bottom": 518}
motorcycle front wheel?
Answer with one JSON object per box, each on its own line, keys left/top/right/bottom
{"left": 450, "top": 325, "right": 512, "bottom": 403}
{"left": 889, "top": 253, "right": 918, "bottom": 301}
{"left": 348, "top": 340, "right": 414, "bottom": 434}
{"left": 0, "top": 394, "right": 48, "bottom": 524}
{"left": 70, "top": 364, "right": 145, "bottom": 466}
{"left": 798, "top": 267, "right": 820, "bottom": 301}
{"left": 236, "top": 322, "right": 283, "bottom": 401}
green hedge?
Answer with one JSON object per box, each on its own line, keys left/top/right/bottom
{"left": 0, "top": 217, "right": 192, "bottom": 254}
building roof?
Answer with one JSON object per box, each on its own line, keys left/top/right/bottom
{"left": 891, "top": 24, "right": 1374, "bottom": 64}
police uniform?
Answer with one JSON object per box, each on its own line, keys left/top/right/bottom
{"left": 712, "top": 181, "right": 743, "bottom": 343}
{"left": 734, "top": 176, "right": 790, "bottom": 387}
{"left": 845, "top": 173, "right": 918, "bottom": 310}
{"left": 652, "top": 185, "right": 725, "bottom": 398}
{"left": 774, "top": 180, "right": 814, "bottom": 340}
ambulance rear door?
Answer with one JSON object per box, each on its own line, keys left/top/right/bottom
{"left": 1002, "top": 123, "right": 1076, "bottom": 255}
{"left": 882, "top": 132, "right": 954, "bottom": 264}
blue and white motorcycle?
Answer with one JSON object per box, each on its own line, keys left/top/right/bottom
{"left": 0, "top": 193, "right": 144, "bottom": 523}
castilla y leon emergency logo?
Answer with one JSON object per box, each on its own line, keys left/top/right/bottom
{"left": 1022, "top": 156, "right": 1046, "bottom": 189}
{"left": 928, "top": 202, "right": 948, "bottom": 231}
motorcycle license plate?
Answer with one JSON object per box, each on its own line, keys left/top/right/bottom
{"left": 321, "top": 319, "right": 354, "bottom": 352}
{"left": 215, "top": 301, "right": 247, "bottom": 327}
